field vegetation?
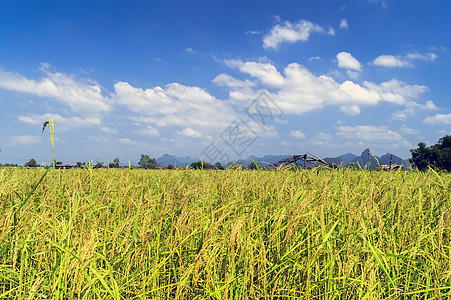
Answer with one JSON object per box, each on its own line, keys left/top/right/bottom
{"left": 0, "top": 167, "right": 450, "bottom": 299}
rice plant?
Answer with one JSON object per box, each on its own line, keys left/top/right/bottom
{"left": 0, "top": 167, "right": 450, "bottom": 299}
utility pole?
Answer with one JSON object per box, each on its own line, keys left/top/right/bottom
{"left": 107, "top": 156, "right": 110, "bottom": 169}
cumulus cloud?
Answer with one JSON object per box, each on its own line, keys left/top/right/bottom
{"left": 212, "top": 73, "right": 255, "bottom": 89}
{"left": 263, "top": 19, "right": 334, "bottom": 50}
{"left": 423, "top": 113, "right": 451, "bottom": 125}
{"left": 224, "top": 59, "right": 285, "bottom": 87}
{"left": 112, "top": 81, "right": 236, "bottom": 133}
{"left": 9, "top": 135, "right": 42, "bottom": 146}
{"left": 336, "top": 125, "right": 402, "bottom": 141}
{"left": 339, "top": 19, "right": 349, "bottom": 30}
{"left": 222, "top": 59, "right": 428, "bottom": 116}
{"left": 364, "top": 79, "right": 428, "bottom": 105}
{"left": 0, "top": 65, "right": 111, "bottom": 113}
{"left": 177, "top": 127, "right": 203, "bottom": 138}
{"left": 391, "top": 100, "right": 438, "bottom": 122}
{"left": 18, "top": 113, "right": 101, "bottom": 131}
{"left": 336, "top": 52, "right": 362, "bottom": 71}
{"left": 373, "top": 55, "right": 412, "bottom": 68}
{"left": 289, "top": 130, "right": 306, "bottom": 139}
{"left": 373, "top": 52, "right": 437, "bottom": 68}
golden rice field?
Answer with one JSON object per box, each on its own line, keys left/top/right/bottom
{"left": 0, "top": 167, "right": 450, "bottom": 299}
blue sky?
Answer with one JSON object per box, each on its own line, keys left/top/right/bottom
{"left": 0, "top": 0, "right": 450, "bottom": 165}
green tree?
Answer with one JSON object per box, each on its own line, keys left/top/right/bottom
{"left": 24, "top": 158, "right": 38, "bottom": 168}
{"left": 433, "top": 135, "right": 451, "bottom": 171}
{"left": 191, "top": 161, "right": 212, "bottom": 170}
{"left": 214, "top": 162, "right": 225, "bottom": 170}
{"left": 409, "top": 142, "right": 435, "bottom": 171}
{"left": 95, "top": 162, "right": 104, "bottom": 169}
{"left": 247, "top": 161, "right": 258, "bottom": 170}
{"left": 113, "top": 157, "right": 120, "bottom": 168}
{"left": 167, "top": 164, "right": 175, "bottom": 170}
{"left": 138, "top": 154, "right": 156, "bottom": 169}
{"left": 410, "top": 135, "right": 451, "bottom": 171}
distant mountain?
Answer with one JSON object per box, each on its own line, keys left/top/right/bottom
{"left": 175, "top": 156, "right": 198, "bottom": 166}
{"left": 231, "top": 154, "right": 291, "bottom": 167}
{"left": 155, "top": 150, "right": 408, "bottom": 169}
{"left": 156, "top": 154, "right": 196, "bottom": 167}
{"left": 378, "top": 153, "right": 408, "bottom": 166}
{"left": 338, "top": 153, "right": 358, "bottom": 165}
{"left": 323, "top": 157, "right": 343, "bottom": 165}
{"left": 349, "top": 149, "right": 380, "bottom": 169}
{"left": 346, "top": 149, "right": 409, "bottom": 169}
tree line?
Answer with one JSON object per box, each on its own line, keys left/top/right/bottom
{"left": 2, "top": 135, "right": 450, "bottom": 172}
{"left": 409, "top": 135, "right": 451, "bottom": 171}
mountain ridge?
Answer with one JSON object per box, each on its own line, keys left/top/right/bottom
{"left": 155, "top": 150, "right": 408, "bottom": 168}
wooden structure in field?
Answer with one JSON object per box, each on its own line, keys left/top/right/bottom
{"left": 376, "top": 164, "right": 402, "bottom": 170}
{"left": 375, "top": 154, "right": 403, "bottom": 171}
{"left": 272, "top": 153, "right": 331, "bottom": 168}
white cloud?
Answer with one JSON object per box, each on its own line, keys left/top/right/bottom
{"left": 400, "top": 125, "right": 420, "bottom": 135}
{"left": 9, "top": 135, "right": 42, "bottom": 146}
{"left": 0, "top": 65, "right": 111, "bottom": 114}
{"left": 339, "top": 19, "right": 349, "bottom": 30}
{"left": 212, "top": 73, "right": 258, "bottom": 101}
{"left": 136, "top": 125, "right": 160, "bottom": 136}
{"left": 245, "top": 30, "right": 262, "bottom": 35}
{"left": 424, "top": 100, "right": 438, "bottom": 110}
{"left": 406, "top": 52, "right": 437, "bottom": 61}
{"left": 373, "top": 52, "right": 437, "bottom": 68}
{"left": 112, "top": 81, "right": 236, "bottom": 133}
{"left": 289, "top": 130, "right": 306, "bottom": 139}
{"left": 423, "top": 113, "right": 451, "bottom": 125}
{"left": 177, "top": 127, "right": 202, "bottom": 138}
{"left": 391, "top": 111, "right": 408, "bottom": 122}
{"left": 317, "top": 132, "right": 332, "bottom": 140}
{"left": 336, "top": 125, "right": 403, "bottom": 141}
{"left": 224, "top": 59, "right": 285, "bottom": 86}
{"left": 18, "top": 113, "right": 101, "bottom": 131}
{"left": 327, "top": 27, "right": 336, "bottom": 36}
{"left": 307, "top": 56, "right": 321, "bottom": 62}
{"left": 223, "top": 59, "right": 429, "bottom": 116}
{"left": 212, "top": 73, "right": 255, "bottom": 89}
{"left": 117, "top": 138, "right": 138, "bottom": 145}
{"left": 100, "top": 126, "right": 118, "bottom": 134}
{"left": 339, "top": 105, "right": 361, "bottom": 115}
{"left": 185, "top": 48, "right": 198, "bottom": 54}
{"left": 373, "top": 55, "right": 412, "bottom": 68}
{"left": 346, "top": 70, "right": 360, "bottom": 80}
{"left": 263, "top": 19, "right": 334, "bottom": 50}
{"left": 369, "top": 0, "right": 387, "bottom": 8}
{"left": 364, "top": 79, "right": 428, "bottom": 105}
{"left": 336, "top": 52, "right": 362, "bottom": 71}
{"left": 437, "top": 129, "right": 451, "bottom": 136}
{"left": 391, "top": 100, "right": 438, "bottom": 121}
